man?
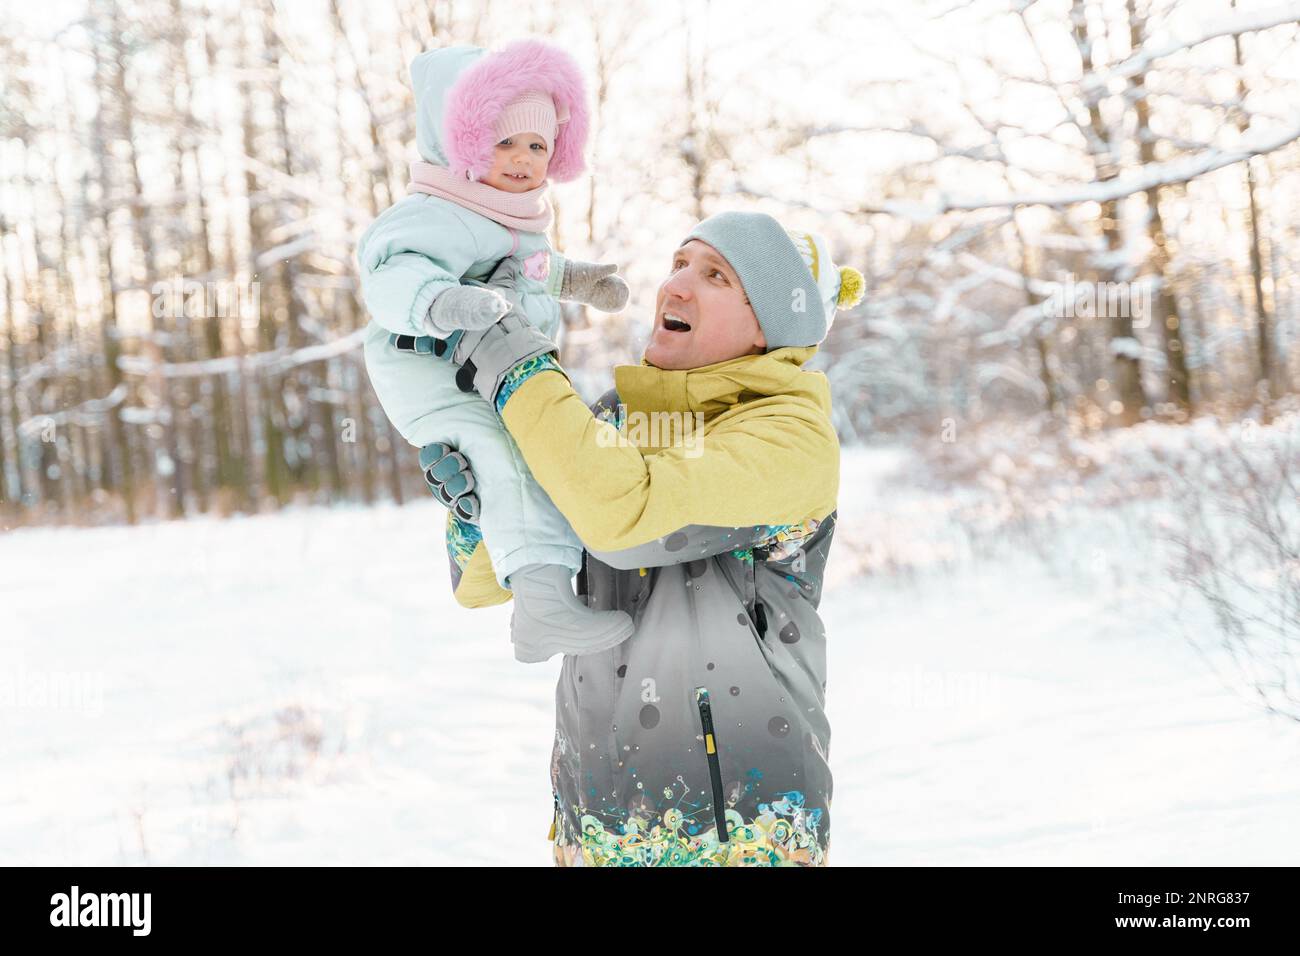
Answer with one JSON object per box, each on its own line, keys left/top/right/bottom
{"left": 419, "top": 210, "right": 862, "bottom": 866}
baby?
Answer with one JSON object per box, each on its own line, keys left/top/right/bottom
{"left": 357, "top": 40, "right": 634, "bottom": 662}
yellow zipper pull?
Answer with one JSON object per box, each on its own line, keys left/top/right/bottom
{"left": 638, "top": 567, "right": 647, "bottom": 577}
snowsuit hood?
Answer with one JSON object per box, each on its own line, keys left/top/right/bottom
{"left": 409, "top": 40, "right": 590, "bottom": 182}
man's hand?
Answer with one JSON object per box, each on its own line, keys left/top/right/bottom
{"left": 419, "top": 441, "right": 481, "bottom": 524}
{"left": 430, "top": 261, "right": 567, "bottom": 409}
{"left": 560, "top": 260, "right": 630, "bottom": 313}
{"left": 441, "top": 309, "right": 564, "bottom": 408}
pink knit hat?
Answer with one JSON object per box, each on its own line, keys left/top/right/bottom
{"left": 493, "top": 89, "right": 570, "bottom": 154}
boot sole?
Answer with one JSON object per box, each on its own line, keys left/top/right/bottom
{"left": 513, "top": 613, "right": 635, "bottom": 663}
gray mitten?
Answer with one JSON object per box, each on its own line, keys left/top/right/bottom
{"left": 424, "top": 285, "right": 511, "bottom": 337}
{"left": 560, "top": 260, "right": 630, "bottom": 313}
{"left": 429, "top": 259, "right": 568, "bottom": 407}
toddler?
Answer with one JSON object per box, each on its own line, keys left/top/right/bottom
{"left": 357, "top": 40, "right": 634, "bottom": 662}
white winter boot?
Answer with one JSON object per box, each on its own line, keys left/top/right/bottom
{"left": 506, "top": 563, "right": 635, "bottom": 663}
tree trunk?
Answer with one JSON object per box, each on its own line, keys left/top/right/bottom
{"left": 1232, "top": 0, "right": 1278, "bottom": 409}
{"left": 1071, "top": 0, "right": 1149, "bottom": 427}
{"left": 1128, "top": 0, "right": 1191, "bottom": 414}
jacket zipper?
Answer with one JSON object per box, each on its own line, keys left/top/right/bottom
{"left": 693, "top": 686, "right": 729, "bottom": 844}
{"left": 749, "top": 545, "right": 770, "bottom": 638}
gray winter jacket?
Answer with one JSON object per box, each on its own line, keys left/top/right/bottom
{"left": 443, "top": 345, "right": 839, "bottom": 866}
{"left": 549, "top": 375, "right": 836, "bottom": 865}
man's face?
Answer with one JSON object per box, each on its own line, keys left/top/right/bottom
{"left": 645, "top": 240, "right": 766, "bottom": 370}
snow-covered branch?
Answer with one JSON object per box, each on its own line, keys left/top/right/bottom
{"left": 17, "top": 384, "right": 128, "bottom": 438}
{"left": 116, "top": 327, "right": 367, "bottom": 379}
{"left": 1083, "top": 2, "right": 1300, "bottom": 94}
{"left": 914, "top": 117, "right": 1300, "bottom": 216}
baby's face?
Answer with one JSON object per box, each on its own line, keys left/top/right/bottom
{"left": 480, "top": 133, "right": 550, "bottom": 192}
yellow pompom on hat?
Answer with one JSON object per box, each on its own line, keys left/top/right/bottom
{"left": 837, "top": 265, "right": 865, "bottom": 309}
{"left": 785, "top": 229, "right": 865, "bottom": 334}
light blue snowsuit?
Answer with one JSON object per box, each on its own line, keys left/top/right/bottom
{"left": 357, "top": 46, "right": 583, "bottom": 587}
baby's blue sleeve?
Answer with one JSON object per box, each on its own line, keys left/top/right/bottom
{"left": 356, "top": 199, "right": 482, "bottom": 337}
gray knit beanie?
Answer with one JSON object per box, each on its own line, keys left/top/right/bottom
{"left": 681, "top": 211, "right": 864, "bottom": 349}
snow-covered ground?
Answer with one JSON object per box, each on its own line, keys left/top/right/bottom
{"left": 2, "top": 445, "right": 1298, "bottom": 866}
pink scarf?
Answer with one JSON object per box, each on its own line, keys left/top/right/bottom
{"left": 406, "top": 161, "right": 553, "bottom": 232}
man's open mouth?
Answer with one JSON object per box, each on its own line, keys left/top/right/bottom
{"left": 661, "top": 312, "right": 692, "bottom": 332}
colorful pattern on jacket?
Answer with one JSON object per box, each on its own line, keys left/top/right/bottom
{"left": 552, "top": 791, "right": 827, "bottom": 866}
{"left": 495, "top": 353, "right": 564, "bottom": 415}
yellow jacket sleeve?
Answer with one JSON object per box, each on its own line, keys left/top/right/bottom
{"left": 500, "top": 371, "right": 839, "bottom": 554}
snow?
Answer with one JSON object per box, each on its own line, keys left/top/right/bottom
{"left": 936, "top": 115, "right": 1300, "bottom": 213}
{"left": 115, "top": 326, "right": 367, "bottom": 380}
{"left": 1109, "top": 335, "right": 1144, "bottom": 359}
{"left": 2, "top": 441, "right": 1298, "bottom": 866}
{"left": 1083, "top": 2, "right": 1300, "bottom": 93}
{"left": 17, "top": 384, "right": 128, "bottom": 437}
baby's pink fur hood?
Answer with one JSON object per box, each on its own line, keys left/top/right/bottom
{"left": 443, "top": 39, "right": 590, "bottom": 184}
